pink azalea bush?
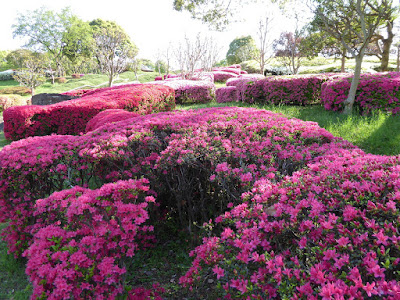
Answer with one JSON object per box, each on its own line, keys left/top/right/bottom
{"left": 149, "top": 79, "right": 215, "bottom": 104}
{"left": 180, "top": 149, "right": 400, "bottom": 299}
{"left": 240, "top": 74, "right": 329, "bottom": 105}
{"left": 321, "top": 72, "right": 400, "bottom": 114}
{"left": 85, "top": 109, "right": 139, "bottom": 132}
{"left": 2, "top": 105, "right": 399, "bottom": 298}
{"left": 213, "top": 71, "right": 239, "bottom": 83}
{"left": 25, "top": 178, "right": 155, "bottom": 299}
{"left": 3, "top": 84, "right": 175, "bottom": 140}
{"left": 0, "top": 107, "right": 355, "bottom": 258}
{"left": 216, "top": 86, "right": 238, "bottom": 103}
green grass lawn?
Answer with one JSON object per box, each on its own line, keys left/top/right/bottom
{"left": 1, "top": 71, "right": 400, "bottom": 298}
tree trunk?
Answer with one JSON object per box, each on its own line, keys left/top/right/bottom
{"left": 397, "top": 45, "right": 400, "bottom": 72}
{"left": 341, "top": 48, "right": 346, "bottom": 73}
{"left": 343, "top": 54, "right": 363, "bottom": 114}
{"left": 108, "top": 74, "right": 113, "bottom": 87}
{"left": 380, "top": 22, "right": 394, "bottom": 72}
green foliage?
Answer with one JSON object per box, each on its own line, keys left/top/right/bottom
{"left": 240, "top": 60, "right": 261, "bottom": 73}
{"left": 62, "top": 17, "right": 94, "bottom": 66}
{"left": 154, "top": 59, "right": 167, "bottom": 74}
{"left": 5, "top": 49, "right": 35, "bottom": 69}
{"left": 226, "top": 36, "right": 259, "bottom": 65}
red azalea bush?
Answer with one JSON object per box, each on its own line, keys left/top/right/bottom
{"left": 240, "top": 75, "right": 329, "bottom": 105}
{"left": 85, "top": 109, "right": 139, "bottom": 132}
{"left": 180, "top": 149, "right": 400, "bottom": 299}
{"left": 216, "top": 86, "right": 238, "bottom": 103}
{"left": 149, "top": 80, "right": 215, "bottom": 104}
{"left": 0, "top": 107, "right": 356, "bottom": 257}
{"left": 24, "top": 178, "right": 155, "bottom": 299}
{"left": 321, "top": 72, "right": 400, "bottom": 114}
{"left": 3, "top": 84, "right": 175, "bottom": 140}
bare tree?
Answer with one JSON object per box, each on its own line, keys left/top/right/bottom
{"left": 201, "top": 36, "right": 221, "bottom": 71}
{"left": 173, "top": 33, "right": 208, "bottom": 79}
{"left": 256, "top": 14, "right": 275, "bottom": 74}
{"left": 163, "top": 43, "right": 173, "bottom": 76}
{"left": 312, "top": 0, "right": 393, "bottom": 114}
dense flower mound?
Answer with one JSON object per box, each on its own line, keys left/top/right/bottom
{"left": 213, "top": 71, "right": 239, "bottom": 83}
{"left": 85, "top": 109, "right": 139, "bottom": 132}
{"left": 0, "top": 107, "right": 356, "bottom": 258}
{"left": 239, "top": 74, "right": 329, "bottom": 105}
{"left": 213, "top": 67, "right": 242, "bottom": 75}
{"left": 24, "top": 178, "right": 155, "bottom": 299}
{"left": 216, "top": 86, "right": 238, "bottom": 103}
{"left": 321, "top": 72, "right": 400, "bottom": 114}
{"left": 149, "top": 79, "right": 215, "bottom": 104}
{"left": 3, "top": 84, "right": 175, "bottom": 140}
{"left": 181, "top": 149, "right": 400, "bottom": 299}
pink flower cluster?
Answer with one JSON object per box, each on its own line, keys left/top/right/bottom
{"left": 85, "top": 109, "right": 139, "bottom": 132}
{"left": 216, "top": 86, "right": 238, "bottom": 103}
{"left": 2, "top": 106, "right": 399, "bottom": 298}
{"left": 211, "top": 65, "right": 248, "bottom": 82}
{"left": 149, "top": 79, "right": 215, "bottom": 104}
{"left": 3, "top": 84, "right": 176, "bottom": 140}
{"left": 24, "top": 178, "right": 155, "bottom": 299}
{"left": 180, "top": 149, "right": 400, "bottom": 299}
{"left": 233, "top": 74, "right": 329, "bottom": 105}
{"left": 321, "top": 72, "right": 400, "bottom": 114}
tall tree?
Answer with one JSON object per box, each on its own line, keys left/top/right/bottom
{"left": 256, "top": 14, "right": 275, "bottom": 74}
{"left": 274, "top": 31, "right": 309, "bottom": 74}
{"left": 90, "top": 19, "right": 138, "bottom": 87}
{"left": 12, "top": 7, "right": 75, "bottom": 77}
{"left": 312, "top": 0, "right": 393, "bottom": 114}
{"left": 62, "top": 17, "right": 94, "bottom": 73}
{"left": 226, "top": 36, "right": 259, "bottom": 65}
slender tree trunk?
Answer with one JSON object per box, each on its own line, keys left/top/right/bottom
{"left": 343, "top": 53, "right": 364, "bottom": 114}
{"left": 108, "top": 73, "right": 113, "bottom": 87}
{"left": 397, "top": 46, "right": 400, "bottom": 72}
{"left": 341, "top": 48, "right": 346, "bottom": 73}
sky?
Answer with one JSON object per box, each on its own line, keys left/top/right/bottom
{"left": 0, "top": 0, "right": 298, "bottom": 63}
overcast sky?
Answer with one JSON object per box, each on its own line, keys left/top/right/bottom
{"left": 0, "top": 0, "right": 297, "bottom": 62}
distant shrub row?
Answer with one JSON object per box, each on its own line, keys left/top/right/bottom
{"left": 217, "top": 72, "right": 400, "bottom": 115}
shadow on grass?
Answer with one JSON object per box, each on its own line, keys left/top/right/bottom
{"left": 0, "top": 131, "right": 11, "bottom": 150}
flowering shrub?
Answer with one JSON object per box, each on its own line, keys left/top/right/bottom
{"left": 154, "top": 76, "right": 163, "bottom": 81}
{"left": 216, "top": 86, "right": 238, "bottom": 103}
{"left": 0, "top": 95, "right": 27, "bottom": 113}
{"left": 213, "top": 67, "right": 242, "bottom": 75}
{"left": 3, "top": 84, "right": 175, "bottom": 140}
{"left": 181, "top": 149, "right": 400, "bottom": 299}
{"left": 240, "top": 74, "right": 328, "bottom": 105}
{"left": 24, "top": 178, "right": 155, "bottom": 299}
{"left": 213, "top": 71, "right": 239, "bottom": 83}
{"left": 0, "top": 107, "right": 356, "bottom": 258}
{"left": 149, "top": 79, "right": 215, "bottom": 104}
{"left": 321, "top": 72, "right": 400, "bottom": 114}
{"left": 85, "top": 109, "right": 139, "bottom": 132}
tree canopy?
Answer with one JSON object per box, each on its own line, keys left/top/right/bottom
{"left": 226, "top": 36, "right": 259, "bottom": 65}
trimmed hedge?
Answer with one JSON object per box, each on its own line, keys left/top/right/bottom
{"left": 321, "top": 72, "right": 400, "bottom": 114}
{"left": 85, "top": 109, "right": 139, "bottom": 132}
{"left": 149, "top": 79, "right": 215, "bottom": 104}
{"left": 216, "top": 86, "right": 238, "bottom": 103}
{"left": 239, "top": 75, "right": 329, "bottom": 105}
{"left": 3, "top": 84, "right": 175, "bottom": 140}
